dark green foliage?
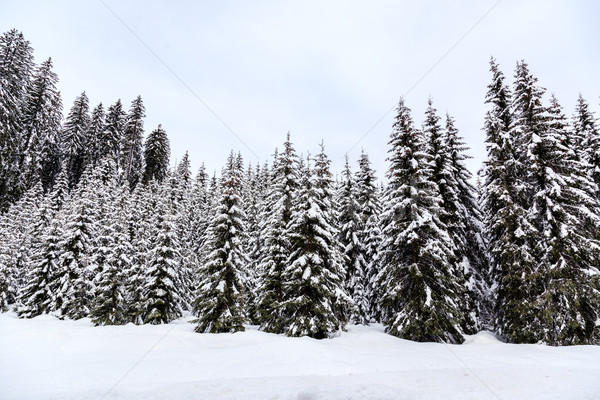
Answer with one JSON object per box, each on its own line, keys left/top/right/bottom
{"left": 0, "top": 29, "right": 35, "bottom": 209}
{"left": 142, "top": 195, "right": 184, "bottom": 325}
{"left": 121, "top": 96, "right": 146, "bottom": 189}
{"left": 257, "top": 134, "right": 300, "bottom": 333}
{"left": 19, "top": 58, "right": 63, "bottom": 192}
{"left": 377, "top": 98, "right": 465, "bottom": 343}
{"left": 143, "top": 124, "right": 170, "bottom": 184}
{"left": 61, "top": 92, "right": 91, "bottom": 188}
{"left": 281, "top": 146, "right": 351, "bottom": 339}
{"left": 193, "top": 152, "right": 248, "bottom": 333}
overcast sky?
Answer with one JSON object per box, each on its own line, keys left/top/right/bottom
{"left": 4, "top": 0, "right": 600, "bottom": 181}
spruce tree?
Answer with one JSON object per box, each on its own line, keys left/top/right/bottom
{"left": 100, "top": 99, "right": 126, "bottom": 168}
{"left": 143, "top": 124, "right": 170, "bottom": 184}
{"left": 527, "top": 95, "right": 600, "bottom": 344}
{"left": 0, "top": 29, "right": 34, "bottom": 209}
{"left": 17, "top": 217, "right": 63, "bottom": 318}
{"left": 572, "top": 94, "right": 600, "bottom": 196}
{"left": 121, "top": 96, "right": 146, "bottom": 189}
{"left": 86, "top": 103, "right": 106, "bottom": 168}
{"left": 444, "top": 113, "right": 490, "bottom": 328}
{"left": 257, "top": 135, "right": 301, "bottom": 333}
{"left": 124, "top": 182, "right": 153, "bottom": 324}
{"left": 377, "top": 98, "right": 464, "bottom": 343}
{"left": 90, "top": 168, "right": 131, "bottom": 326}
{"left": 337, "top": 155, "right": 369, "bottom": 324}
{"left": 54, "top": 181, "right": 96, "bottom": 319}
{"left": 193, "top": 151, "right": 248, "bottom": 333}
{"left": 281, "top": 146, "right": 351, "bottom": 338}
{"left": 61, "top": 92, "right": 91, "bottom": 188}
{"left": 19, "top": 58, "right": 63, "bottom": 191}
{"left": 354, "top": 151, "right": 382, "bottom": 322}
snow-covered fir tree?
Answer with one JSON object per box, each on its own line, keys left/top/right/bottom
{"left": 19, "top": 58, "right": 63, "bottom": 192}
{"left": 0, "top": 29, "right": 34, "bottom": 209}
{"left": 353, "top": 150, "right": 382, "bottom": 322}
{"left": 141, "top": 191, "right": 185, "bottom": 324}
{"left": 444, "top": 113, "right": 490, "bottom": 328}
{"left": 377, "top": 98, "right": 465, "bottom": 343}
{"left": 336, "top": 155, "right": 369, "bottom": 324}
{"left": 572, "top": 94, "right": 600, "bottom": 197}
{"left": 143, "top": 124, "right": 170, "bottom": 184}
{"left": 526, "top": 94, "right": 600, "bottom": 344}
{"left": 54, "top": 177, "right": 96, "bottom": 319}
{"left": 480, "top": 58, "right": 535, "bottom": 343}
{"left": 193, "top": 151, "right": 248, "bottom": 333}
{"left": 121, "top": 96, "right": 146, "bottom": 189}
{"left": 99, "top": 99, "right": 126, "bottom": 168}
{"left": 281, "top": 145, "right": 351, "bottom": 339}
{"left": 61, "top": 92, "right": 91, "bottom": 188}
{"left": 257, "top": 135, "right": 301, "bottom": 333}
{"left": 85, "top": 103, "right": 106, "bottom": 168}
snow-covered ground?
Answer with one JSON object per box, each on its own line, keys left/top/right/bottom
{"left": 1, "top": 312, "right": 599, "bottom": 400}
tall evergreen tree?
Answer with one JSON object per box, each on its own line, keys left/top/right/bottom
{"left": 377, "top": 98, "right": 464, "bottom": 343}
{"left": 281, "top": 145, "right": 351, "bottom": 338}
{"left": 0, "top": 29, "right": 35, "bottom": 209}
{"left": 572, "top": 94, "right": 600, "bottom": 196}
{"left": 121, "top": 96, "right": 145, "bottom": 189}
{"left": 337, "top": 155, "right": 369, "bottom": 324}
{"left": 54, "top": 181, "right": 95, "bottom": 319}
{"left": 98, "top": 99, "right": 126, "bottom": 168}
{"left": 143, "top": 124, "right": 170, "bottom": 184}
{"left": 19, "top": 58, "right": 63, "bottom": 191}
{"left": 141, "top": 194, "right": 185, "bottom": 324}
{"left": 526, "top": 95, "right": 600, "bottom": 344}
{"left": 257, "top": 135, "right": 301, "bottom": 333}
{"left": 444, "top": 113, "right": 490, "bottom": 328}
{"left": 85, "top": 103, "right": 106, "bottom": 168}
{"left": 17, "top": 216, "right": 63, "bottom": 318}
{"left": 61, "top": 92, "right": 90, "bottom": 188}
{"left": 480, "top": 58, "right": 535, "bottom": 343}
{"left": 193, "top": 151, "right": 248, "bottom": 333}
{"left": 354, "top": 150, "right": 383, "bottom": 322}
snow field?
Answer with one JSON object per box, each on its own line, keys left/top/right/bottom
{"left": 1, "top": 312, "right": 599, "bottom": 400}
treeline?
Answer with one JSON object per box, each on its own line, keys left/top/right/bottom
{"left": 0, "top": 29, "right": 599, "bottom": 345}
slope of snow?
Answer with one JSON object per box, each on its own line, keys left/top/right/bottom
{"left": 1, "top": 312, "right": 599, "bottom": 400}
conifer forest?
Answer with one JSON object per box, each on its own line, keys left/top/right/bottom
{"left": 1, "top": 28, "right": 600, "bottom": 346}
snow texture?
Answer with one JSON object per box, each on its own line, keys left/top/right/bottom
{"left": 1, "top": 312, "right": 599, "bottom": 400}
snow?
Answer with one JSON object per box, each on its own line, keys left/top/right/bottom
{"left": 1, "top": 312, "right": 600, "bottom": 400}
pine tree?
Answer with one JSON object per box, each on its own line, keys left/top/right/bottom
{"left": 337, "top": 155, "right": 369, "bottom": 324}
{"left": 0, "top": 29, "right": 35, "bottom": 209}
{"left": 124, "top": 182, "right": 153, "bottom": 324}
{"left": 61, "top": 92, "right": 91, "bottom": 188}
{"left": 193, "top": 152, "right": 248, "bottom": 333}
{"left": 17, "top": 217, "right": 63, "bottom": 318}
{"left": 85, "top": 103, "right": 106, "bottom": 168}
{"left": 141, "top": 194, "right": 185, "bottom": 325}
{"left": 257, "top": 135, "right": 301, "bottom": 333}
{"left": 89, "top": 167, "right": 131, "bottom": 326}
{"left": 281, "top": 145, "right": 351, "bottom": 339}
{"left": 98, "top": 99, "right": 126, "bottom": 168}
{"left": 572, "top": 94, "right": 600, "bottom": 197}
{"left": 121, "top": 96, "right": 146, "bottom": 189}
{"left": 19, "top": 58, "right": 63, "bottom": 191}
{"left": 242, "top": 163, "right": 264, "bottom": 324}
{"left": 354, "top": 151, "right": 383, "bottom": 322}
{"left": 143, "top": 124, "right": 170, "bottom": 184}
{"left": 0, "top": 184, "right": 43, "bottom": 308}
{"left": 527, "top": 95, "right": 600, "bottom": 344}
{"left": 444, "top": 113, "right": 490, "bottom": 328}
{"left": 54, "top": 182, "right": 95, "bottom": 319}
{"left": 377, "top": 98, "right": 464, "bottom": 343}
